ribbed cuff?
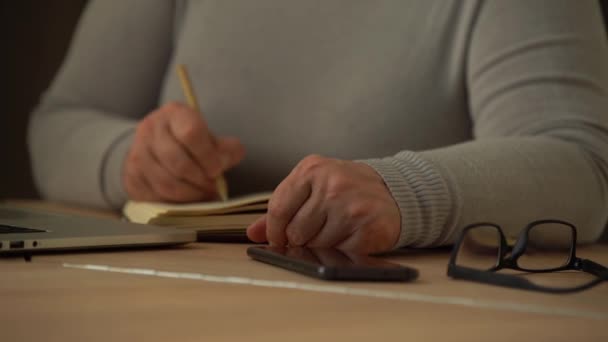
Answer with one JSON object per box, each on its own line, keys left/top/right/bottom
{"left": 359, "top": 151, "right": 453, "bottom": 248}
{"left": 101, "top": 127, "right": 135, "bottom": 209}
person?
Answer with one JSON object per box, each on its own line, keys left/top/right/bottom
{"left": 29, "top": 0, "right": 608, "bottom": 254}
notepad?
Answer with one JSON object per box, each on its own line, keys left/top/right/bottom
{"left": 123, "top": 192, "right": 272, "bottom": 240}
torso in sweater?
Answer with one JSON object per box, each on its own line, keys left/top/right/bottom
{"left": 160, "top": 1, "right": 476, "bottom": 194}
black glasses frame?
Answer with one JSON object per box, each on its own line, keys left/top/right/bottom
{"left": 447, "top": 219, "right": 608, "bottom": 294}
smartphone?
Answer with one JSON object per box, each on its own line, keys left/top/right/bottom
{"left": 247, "top": 246, "right": 419, "bottom": 282}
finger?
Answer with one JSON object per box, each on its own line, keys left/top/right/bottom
{"left": 335, "top": 229, "right": 376, "bottom": 254}
{"left": 167, "top": 107, "right": 223, "bottom": 178}
{"left": 142, "top": 145, "right": 212, "bottom": 202}
{"left": 216, "top": 136, "right": 246, "bottom": 171}
{"left": 284, "top": 190, "right": 327, "bottom": 246}
{"left": 307, "top": 196, "right": 387, "bottom": 249}
{"left": 246, "top": 214, "right": 268, "bottom": 243}
{"left": 152, "top": 122, "right": 217, "bottom": 193}
{"left": 313, "top": 248, "right": 353, "bottom": 266}
{"left": 287, "top": 246, "right": 321, "bottom": 264}
{"left": 306, "top": 210, "right": 353, "bottom": 248}
{"left": 266, "top": 177, "right": 312, "bottom": 246}
{"left": 124, "top": 162, "right": 160, "bottom": 201}
{"left": 124, "top": 128, "right": 164, "bottom": 201}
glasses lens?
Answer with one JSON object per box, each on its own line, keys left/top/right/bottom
{"left": 455, "top": 225, "right": 501, "bottom": 271}
{"left": 517, "top": 222, "right": 573, "bottom": 271}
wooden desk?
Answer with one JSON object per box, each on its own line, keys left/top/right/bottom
{"left": 1, "top": 204, "right": 607, "bottom": 341}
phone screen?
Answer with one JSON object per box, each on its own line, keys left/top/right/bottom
{"left": 247, "top": 246, "right": 418, "bottom": 282}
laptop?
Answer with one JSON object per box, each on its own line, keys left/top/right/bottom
{"left": 0, "top": 205, "right": 196, "bottom": 255}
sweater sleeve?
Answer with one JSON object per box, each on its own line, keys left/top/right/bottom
{"left": 362, "top": 0, "right": 608, "bottom": 247}
{"left": 28, "top": 0, "right": 174, "bottom": 209}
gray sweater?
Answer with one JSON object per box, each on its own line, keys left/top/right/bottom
{"left": 29, "top": 0, "right": 608, "bottom": 247}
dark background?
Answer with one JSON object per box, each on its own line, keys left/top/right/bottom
{"left": 2, "top": 1, "right": 608, "bottom": 201}
{"left": 2, "top": 0, "right": 87, "bottom": 200}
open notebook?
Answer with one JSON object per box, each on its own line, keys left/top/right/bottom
{"left": 123, "top": 192, "right": 272, "bottom": 241}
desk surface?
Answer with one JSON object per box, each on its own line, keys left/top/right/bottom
{"left": 1, "top": 203, "right": 608, "bottom": 341}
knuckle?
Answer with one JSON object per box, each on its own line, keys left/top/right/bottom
{"left": 298, "top": 154, "right": 326, "bottom": 173}
{"left": 285, "top": 226, "right": 304, "bottom": 246}
{"left": 176, "top": 123, "right": 203, "bottom": 146}
{"left": 303, "top": 154, "right": 324, "bottom": 163}
{"left": 326, "top": 173, "right": 350, "bottom": 199}
{"left": 267, "top": 199, "right": 289, "bottom": 221}
{"left": 345, "top": 201, "right": 371, "bottom": 220}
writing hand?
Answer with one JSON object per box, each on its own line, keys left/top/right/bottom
{"left": 123, "top": 102, "right": 245, "bottom": 202}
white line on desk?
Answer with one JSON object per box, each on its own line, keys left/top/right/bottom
{"left": 63, "top": 262, "right": 608, "bottom": 320}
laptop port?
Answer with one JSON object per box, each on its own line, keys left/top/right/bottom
{"left": 10, "top": 241, "right": 25, "bottom": 249}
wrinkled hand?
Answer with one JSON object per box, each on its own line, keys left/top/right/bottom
{"left": 247, "top": 155, "right": 401, "bottom": 254}
{"left": 123, "top": 102, "right": 245, "bottom": 202}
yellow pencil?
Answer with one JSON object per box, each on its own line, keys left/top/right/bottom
{"left": 176, "top": 64, "right": 229, "bottom": 201}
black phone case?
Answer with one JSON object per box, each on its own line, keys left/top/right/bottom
{"left": 247, "top": 246, "right": 419, "bottom": 282}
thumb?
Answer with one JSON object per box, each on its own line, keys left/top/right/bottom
{"left": 216, "top": 136, "right": 246, "bottom": 171}
{"left": 247, "top": 214, "right": 268, "bottom": 243}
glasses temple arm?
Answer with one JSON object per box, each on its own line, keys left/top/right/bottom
{"left": 579, "top": 259, "right": 608, "bottom": 278}
{"left": 448, "top": 265, "right": 534, "bottom": 289}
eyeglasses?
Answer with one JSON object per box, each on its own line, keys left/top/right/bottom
{"left": 447, "top": 219, "right": 608, "bottom": 293}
